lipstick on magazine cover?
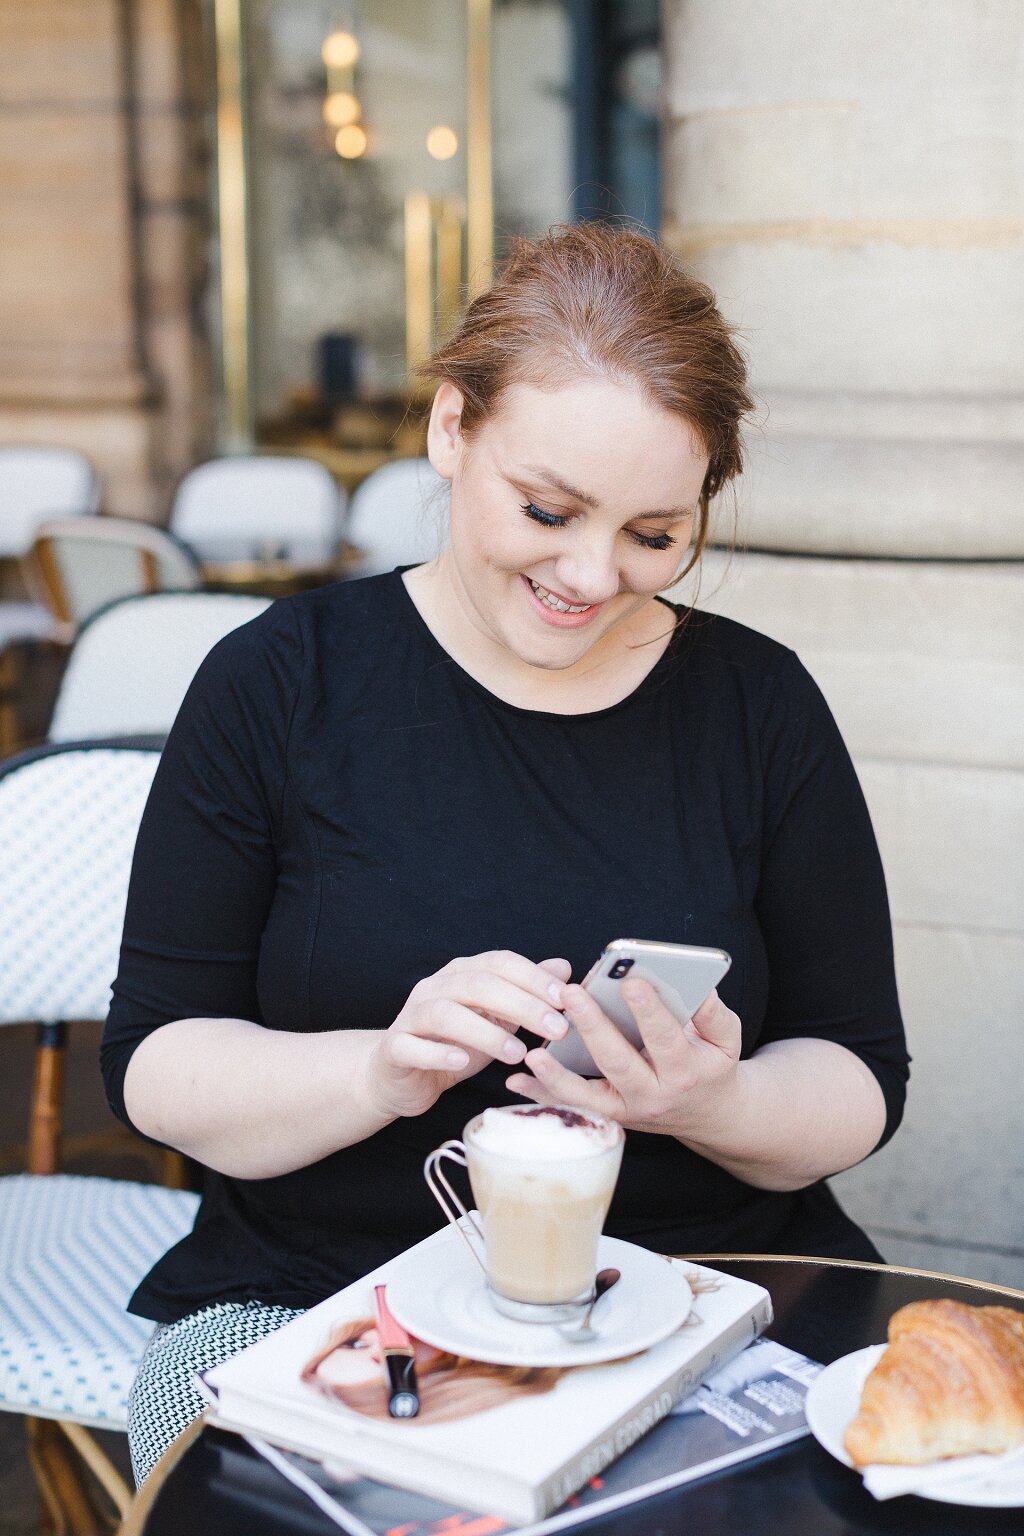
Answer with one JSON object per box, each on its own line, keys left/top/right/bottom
{"left": 373, "top": 1285, "right": 420, "bottom": 1419}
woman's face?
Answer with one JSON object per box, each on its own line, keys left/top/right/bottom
{"left": 427, "top": 376, "right": 710, "bottom": 674}
{"left": 311, "top": 1325, "right": 441, "bottom": 1390}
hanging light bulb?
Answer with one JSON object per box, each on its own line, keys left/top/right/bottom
{"left": 322, "top": 30, "right": 360, "bottom": 70}
{"left": 335, "top": 124, "right": 368, "bottom": 159}
{"left": 323, "top": 91, "right": 360, "bottom": 128}
{"left": 426, "top": 125, "right": 459, "bottom": 160}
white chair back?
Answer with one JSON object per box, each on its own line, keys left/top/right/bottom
{"left": 31, "top": 517, "right": 201, "bottom": 629}
{"left": 49, "top": 591, "right": 271, "bottom": 741}
{"left": 0, "top": 445, "right": 99, "bottom": 557}
{"left": 171, "top": 454, "right": 344, "bottom": 563}
{"left": 0, "top": 743, "right": 160, "bottom": 1026}
{"left": 346, "top": 458, "right": 448, "bottom": 576}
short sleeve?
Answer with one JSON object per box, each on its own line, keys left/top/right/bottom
{"left": 754, "top": 651, "right": 909, "bottom": 1149}
{"left": 100, "top": 603, "right": 304, "bottom": 1129}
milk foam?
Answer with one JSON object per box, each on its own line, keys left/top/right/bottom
{"left": 472, "top": 1105, "right": 621, "bottom": 1160}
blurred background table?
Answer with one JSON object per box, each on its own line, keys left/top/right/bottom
{"left": 200, "top": 543, "right": 366, "bottom": 598}
{"left": 125, "top": 1257, "right": 1024, "bottom": 1536}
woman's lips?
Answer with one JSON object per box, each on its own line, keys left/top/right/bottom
{"left": 521, "top": 575, "right": 604, "bottom": 628}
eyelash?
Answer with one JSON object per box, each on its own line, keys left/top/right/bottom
{"left": 520, "top": 502, "right": 676, "bottom": 552}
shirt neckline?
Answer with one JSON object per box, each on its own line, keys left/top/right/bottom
{"left": 390, "top": 567, "right": 687, "bottom": 722}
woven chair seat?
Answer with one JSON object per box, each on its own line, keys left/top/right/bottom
{"left": 0, "top": 1174, "right": 198, "bottom": 1428}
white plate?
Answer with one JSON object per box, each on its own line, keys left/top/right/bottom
{"left": 384, "top": 1223, "right": 692, "bottom": 1367}
{"left": 806, "top": 1344, "right": 1024, "bottom": 1508}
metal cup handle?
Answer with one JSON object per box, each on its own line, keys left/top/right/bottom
{"left": 423, "top": 1140, "right": 487, "bottom": 1278}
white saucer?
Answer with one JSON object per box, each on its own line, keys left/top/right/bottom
{"left": 385, "top": 1222, "right": 692, "bottom": 1368}
{"left": 806, "top": 1344, "right": 1024, "bottom": 1508}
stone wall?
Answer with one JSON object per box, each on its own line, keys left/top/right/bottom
{"left": 0, "top": 0, "right": 212, "bottom": 521}
{"left": 664, "top": 0, "right": 1024, "bottom": 1285}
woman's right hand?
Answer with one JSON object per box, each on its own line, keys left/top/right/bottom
{"left": 365, "top": 951, "right": 571, "bottom": 1120}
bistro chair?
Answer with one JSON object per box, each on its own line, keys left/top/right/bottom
{"left": 0, "top": 448, "right": 99, "bottom": 752}
{"left": 169, "top": 453, "right": 344, "bottom": 564}
{"left": 27, "top": 518, "right": 202, "bottom": 634}
{"left": 48, "top": 590, "right": 271, "bottom": 742}
{"left": 0, "top": 445, "right": 100, "bottom": 559}
{"left": 344, "top": 457, "right": 447, "bottom": 575}
{"left": 0, "top": 741, "right": 200, "bottom": 1532}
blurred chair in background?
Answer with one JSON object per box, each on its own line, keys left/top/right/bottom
{"left": 0, "top": 446, "right": 100, "bottom": 561}
{"left": 0, "top": 741, "right": 199, "bottom": 1532}
{"left": 169, "top": 453, "right": 344, "bottom": 564}
{"left": 27, "top": 517, "right": 201, "bottom": 634}
{"left": 48, "top": 590, "right": 271, "bottom": 742}
{"left": 345, "top": 457, "right": 447, "bottom": 576}
{"left": 0, "top": 448, "right": 101, "bottom": 754}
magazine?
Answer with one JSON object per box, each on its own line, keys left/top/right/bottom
{"left": 249, "top": 1339, "right": 822, "bottom": 1536}
{"left": 203, "top": 1220, "right": 773, "bottom": 1524}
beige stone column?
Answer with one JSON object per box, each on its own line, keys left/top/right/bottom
{"left": 0, "top": 0, "right": 211, "bottom": 521}
{"left": 664, "top": 0, "right": 1024, "bottom": 1283}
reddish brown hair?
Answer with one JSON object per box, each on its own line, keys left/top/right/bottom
{"left": 423, "top": 222, "right": 753, "bottom": 572}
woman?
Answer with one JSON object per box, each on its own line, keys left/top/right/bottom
{"left": 103, "top": 223, "right": 908, "bottom": 1483}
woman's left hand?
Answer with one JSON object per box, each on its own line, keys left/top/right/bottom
{"left": 504, "top": 977, "right": 743, "bottom": 1141}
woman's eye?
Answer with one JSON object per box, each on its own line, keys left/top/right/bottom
{"left": 521, "top": 501, "right": 568, "bottom": 529}
{"left": 631, "top": 530, "right": 677, "bottom": 552}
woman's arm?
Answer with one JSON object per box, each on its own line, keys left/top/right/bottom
{"left": 508, "top": 651, "right": 906, "bottom": 1189}
{"left": 508, "top": 979, "right": 886, "bottom": 1191}
{"left": 104, "top": 610, "right": 570, "bottom": 1179}
{"left": 123, "top": 951, "right": 572, "bottom": 1180}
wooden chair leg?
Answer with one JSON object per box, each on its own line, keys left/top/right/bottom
{"left": 26, "top": 1417, "right": 114, "bottom": 1536}
{"left": 28, "top": 1022, "right": 66, "bottom": 1175}
{"left": 160, "top": 1149, "right": 191, "bottom": 1189}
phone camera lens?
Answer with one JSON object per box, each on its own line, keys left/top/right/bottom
{"left": 609, "top": 958, "right": 635, "bottom": 980}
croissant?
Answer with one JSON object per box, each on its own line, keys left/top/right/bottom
{"left": 844, "top": 1299, "right": 1024, "bottom": 1467}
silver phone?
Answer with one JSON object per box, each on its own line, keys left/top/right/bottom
{"left": 544, "top": 939, "right": 732, "bottom": 1078}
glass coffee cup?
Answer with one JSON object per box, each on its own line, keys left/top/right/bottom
{"left": 424, "top": 1105, "right": 624, "bottom": 1323}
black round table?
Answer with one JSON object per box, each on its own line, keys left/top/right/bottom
{"left": 125, "top": 1257, "right": 1024, "bottom": 1535}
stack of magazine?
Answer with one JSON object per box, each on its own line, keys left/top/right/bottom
{"left": 202, "top": 1222, "right": 820, "bottom": 1528}
{"left": 250, "top": 1337, "right": 821, "bottom": 1535}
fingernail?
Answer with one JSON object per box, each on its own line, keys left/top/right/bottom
{"left": 502, "top": 1038, "right": 527, "bottom": 1063}
{"left": 542, "top": 1011, "right": 566, "bottom": 1036}
{"left": 547, "top": 982, "right": 564, "bottom": 1005}
{"left": 446, "top": 1049, "right": 469, "bottom": 1068}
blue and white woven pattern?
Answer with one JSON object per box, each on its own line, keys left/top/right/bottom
{"left": 0, "top": 1175, "right": 198, "bottom": 1428}
{"left": 0, "top": 747, "right": 159, "bottom": 1024}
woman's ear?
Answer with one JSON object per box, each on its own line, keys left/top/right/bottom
{"left": 427, "top": 383, "right": 466, "bottom": 482}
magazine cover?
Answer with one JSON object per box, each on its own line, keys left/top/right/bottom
{"left": 251, "top": 1339, "right": 821, "bottom": 1536}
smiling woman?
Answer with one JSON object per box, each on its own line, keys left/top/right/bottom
{"left": 103, "top": 222, "right": 908, "bottom": 1484}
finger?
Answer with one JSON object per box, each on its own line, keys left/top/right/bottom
{"left": 401, "top": 999, "right": 530, "bottom": 1065}
{"left": 447, "top": 972, "right": 567, "bottom": 1040}
{"left": 448, "top": 950, "right": 569, "bottom": 1009}
{"left": 619, "top": 977, "right": 691, "bottom": 1059}
{"left": 560, "top": 984, "right": 655, "bottom": 1088}
{"left": 386, "top": 1030, "right": 472, "bottom": 1074}
{"left": 538, "top": 956, "right": 572, "bottom": 986}
{"left": 688, "top": 990, "right": 741, "bottom": 1053}
{"left": 505, "top": 1047, "right": 619, "bottom": 1115}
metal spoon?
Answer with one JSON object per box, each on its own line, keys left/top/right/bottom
{"left": 560, "top": 1267, "right": 621, "bottom": 1343}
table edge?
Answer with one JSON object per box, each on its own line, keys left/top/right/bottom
{"left": 685, "top": 1253, "right": 1024, "bottom": 1300}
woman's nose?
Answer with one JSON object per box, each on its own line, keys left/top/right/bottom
{"left": 554, "top": 539, "right": 619, "bottom": 603}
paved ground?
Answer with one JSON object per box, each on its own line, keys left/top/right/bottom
{"left": 0, "top": 1022, "right": 160, "bottom": 1534}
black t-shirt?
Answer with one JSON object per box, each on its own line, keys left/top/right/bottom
{"left": 102, "top": 571, "right": 908, "bottom": 1323}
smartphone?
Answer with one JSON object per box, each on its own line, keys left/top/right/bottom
{"left": 544, "top": 939, "right": 732, "bottom": 1078}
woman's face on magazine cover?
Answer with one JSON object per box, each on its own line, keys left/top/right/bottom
{"left": 310, "top": 1323, "right": 442, "bottom": 1390}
